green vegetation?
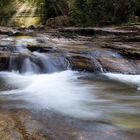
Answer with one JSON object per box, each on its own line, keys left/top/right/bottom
{"left": 69, "top": 0, "right": 140, "bottom": 26}
{"left": 0, "top": 0, "right": 140, "bottom": 26}
{"left": 44, "top": 0, "right": 68, "bottom": 19}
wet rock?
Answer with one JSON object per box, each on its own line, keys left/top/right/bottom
{"left": 59, "top": 27, "right": 95, "bottom": 36}
{"left": 0, "top": 28, "right": 22, "bottom": 36}
{"left": 94, "top": 26, "right": 140, "bottom": 36}
{"left": 0, "top": 25, "right": 139, "bottom": 74}
{"left": 7, "top": 30, "right": 22, "bottom": 36}
{"left": 0, "top": 26, "right": 34, "bottom": 36}
{"left": 28, "top": 25, "right": 36, "bottom": 30}
{"left": 0, "top": 53, "right": 9, "bottom": 71}
{"left": 98, "top": 57, "right": 140, "bottom": 74}
{"left": 36, "top": 25, "right": 45, "bottom": 31}
{"left": 11, "top": 110, "right": 49, "bottom": 140}
{"left": 0, "top": 113, "right": 22, "bottom": 140}
{"left": 27, "top": 45, "right": 55, "bottom": 53}
{"left": 116, "top": 36, "right": 140, "bottom": 42}
{"left": 66, "top": 54, "right": 99, "bottom": 72}
{"left": 103, "top": 43, "right": 140, "bottom": 59}
{"left": 59, "top": 26, "right": 140, "bottom": 36}
{"left": 0, "top": 109, "right": 50, "bottom": 140}
{"left": 66, "top": 51, "right": 140, "bottom": 74}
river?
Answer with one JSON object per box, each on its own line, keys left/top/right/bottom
{"left": 0, "top": 35, "right": 139, "bottom": 139}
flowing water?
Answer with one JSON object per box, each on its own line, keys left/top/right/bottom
{"left": 0, "top": 36, "right": 140, "bottom": 139}
{"left": 0, "top": 70, "right": 140, "bottom": 129}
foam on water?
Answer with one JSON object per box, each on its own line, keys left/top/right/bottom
{"left": 104, "top": 73, "right": 140, "bottom": 90}
{"left": 0, "top": 70, "right": 99, "bottom": 119}
{"left": 0, "top": 71, "right": 139, "bottom": 120}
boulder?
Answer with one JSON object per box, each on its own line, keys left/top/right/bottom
{"left": 66, "top": 54, "right": 100, "bottom": 72}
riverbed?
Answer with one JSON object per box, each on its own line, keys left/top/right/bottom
{"left": 0, "top": 26, "right": 140, "bottom": 140}
{"left": 0, "top": 70, "right": 140, "bottom": 140}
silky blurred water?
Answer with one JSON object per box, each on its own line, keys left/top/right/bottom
{"left": 0, "top": 70, "right": 140, "bottom": 129}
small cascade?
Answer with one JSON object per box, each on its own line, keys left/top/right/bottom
{"left": 9, "top": 55, "right": 25, "bottom": 72}
{"left": 32, "top": 52, "right": 68, "bottom": 73}
{"left": 89, "top": 50, "right": 123, "bottom": 73}
{"left": 9, "top": 52, "right": 68, "bottom": 74}
{"left": 21, "top": 57, "right": 40, "bottom": 74}
{"left": 7, "top": 36, "right": 68, "bottom": 74}
{"left": 91, "top": 57, "right": 104, "bottom": 72}
{"left": 0, "top": 34, "right": 140, "bottom": 132}
{"left": 88, "top": 52, "right": 104, "bottom": 72}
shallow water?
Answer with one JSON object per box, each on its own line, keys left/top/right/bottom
{"left": 0, "top": 35, "right": 140, "bottom": 139}
{"left": 0, "top": 70, "right": 140, "bottom": 130}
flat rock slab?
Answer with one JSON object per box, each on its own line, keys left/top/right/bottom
{"left": 99, "top": 57, "right": 140, "bottom": 74}
{"left": 0, "top": 25, "right": 140, "bottom": 74}
{"left": 0, "top": 109, "right": 49, "bottom": 140}
{"left": 59, "top": 26, "right": 140, "bottom": 36}
{"left": 0, "top": 108, "right": 139, "bottom": 140}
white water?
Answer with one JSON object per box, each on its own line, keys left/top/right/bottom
{"left": 0, "top": 60, "right": 140, "bottom": 120}
{"left": 0, "top": 69, "right": 140, "bottom": 120}
{"left": 8, "top": 37, "right": 67, "bottom": 73}
{"left": 0, "top": 71, "right": 99, "bottom": 119}
{"left": 104, "top": 73, "right": 140, "bottom": 90}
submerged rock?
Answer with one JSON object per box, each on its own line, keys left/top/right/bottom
{"left": 0, "top": 109, "right": 49, "bottom": 140}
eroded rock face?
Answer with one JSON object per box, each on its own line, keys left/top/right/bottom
{"left": 98, "top": 57, "right": 140, "bottom": 74}
{"left": 66, "top": 54, "right": 97, "bottom": 72}
{"left": 0, "top": 25, "right": 140, "bottom": 74}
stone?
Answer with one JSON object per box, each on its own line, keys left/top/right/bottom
{"left": 66, "top": 54, "right": 100, "bottom": 72}
{"left": 28, "top": 25, "right": 36, "bottom": 30}
{"left": 98, "top": 57, "right": 140, "bottom": 74}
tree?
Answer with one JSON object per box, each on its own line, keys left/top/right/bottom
{"left": 44, "top": 0, "right": 69, "bottom": 19}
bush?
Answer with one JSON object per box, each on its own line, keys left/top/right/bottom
{"left": 69, "top": 0, "right": 140, "bottom": 26}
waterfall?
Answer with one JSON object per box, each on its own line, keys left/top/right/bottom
{"left": 21, "top": 57, "right": 41, "bottom": 74}
{"left": 91, "top": 57, "right": 104, "bottom": 72}
{"left": 9, "top": 53, "right": 68, "bottom": 74}
{"left": 6, "top": 36, "right": 68, "bottom": 74}
{"left": 0, "top": 36, "right": 140, "bottom": 125}
{"left": 89, "top": 50, "right": 123, "bottom": 73}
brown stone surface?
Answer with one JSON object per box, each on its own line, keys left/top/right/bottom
{"left": 0, "top": 110, "right": 47, "bottom": 140}
{"left": 0, "top": 25, "right": 140, "bottom": 140}
{"left": 98, "top": 57, "right": 140, "bottom": 74}
{"left": 0, "top": 109, "right": 139, "bottom": 140}
{"left": 0, "top": 25, "right": 140, "bottom": 74}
